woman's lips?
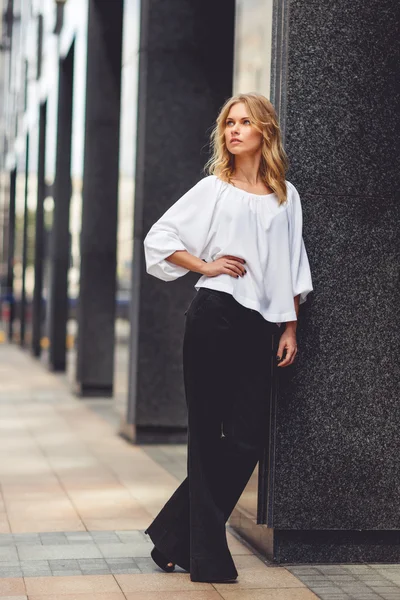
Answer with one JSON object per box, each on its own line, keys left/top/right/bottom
{"left": 230, "top": 139, "right": 241, "bottom": 144}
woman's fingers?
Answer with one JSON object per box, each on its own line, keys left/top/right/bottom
{"left": 277, "top": 340, "right": 297, "bottom": 367}
{"left": 225, "top": 259, "right": 246, "bottom": 276}
{"left": 225, "top": 255, "right": 246, "bottom": 264}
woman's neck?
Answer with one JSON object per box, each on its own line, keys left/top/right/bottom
{"left": 232, "top": 154, "right": 262, "bottom": 185}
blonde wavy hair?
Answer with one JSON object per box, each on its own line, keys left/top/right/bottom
{"left": 204, "top": 92, "right": 289, "bottom": 206}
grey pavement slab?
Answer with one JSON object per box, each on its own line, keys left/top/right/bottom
{"left": 52, "top": 570, "right": 83, "bottom": 576}
{"left": 81, "top": 568, "right": 111, "bottom": 575}
{"left": 78, "top": 558, "right": 108, "bottom": 568}
{"left": 0, "top": 547, "right": 18, "bottom": 562}
{"left": 17, "top": 543, "right": 102, "bottom": 561}
{"left": 97, "top": 542, "right": 150, "bottom": 558}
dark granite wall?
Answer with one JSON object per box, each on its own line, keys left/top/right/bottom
{"left": 48, "top": 44, "right": 74, "bottom": 372}
{"left": 76, "top": 0, "right": 124, "bottom": 396}
{"left": 271, "top": 0, "right": 400, "bottom": 559}
{"left": 127, "top": 0, "right": 236, "bottom": 440}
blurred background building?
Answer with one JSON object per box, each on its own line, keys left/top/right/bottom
{"left": 0, "top": 0, "right": 399, "bottom": 564}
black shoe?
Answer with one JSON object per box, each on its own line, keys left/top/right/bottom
{"left": 191, "top": 576, "right": 237, "bottom": 583}
{"left": 150, "top": 546, "right": 175, "bottom": 573}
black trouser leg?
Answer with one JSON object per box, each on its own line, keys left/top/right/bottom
{"left": 145, "top": 289, "right": 276, "bottom": 581}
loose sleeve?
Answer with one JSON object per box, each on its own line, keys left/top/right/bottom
{"left": 287, "top": 182, "right": 314, "bottom": 304}
{"left": 143, "top": 176, "right": 219, "bottom": 281}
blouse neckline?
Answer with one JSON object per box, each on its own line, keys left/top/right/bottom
{"left": 214, "top": 175, "right": 276, "bottom": 198}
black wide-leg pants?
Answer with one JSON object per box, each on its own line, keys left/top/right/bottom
{"left": 144, "top": 288, "right": 279, "bottom": 582}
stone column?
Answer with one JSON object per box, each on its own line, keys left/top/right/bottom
{"left": 32, "top": 102, "right": 47, "bottom": 357}
{"left": 235, "top": 0, "right": 400, "bottom": 564}
{"left": 20, "top": 134, "right": 29, "bottom": 347}
{"left": 125, "top": 0, "right": 236, "bottom": 443}
{"left": 6, "top": 168, "right": 16, "bottom": 342}
{"left": 47, "top": 45, "right": 74, "bottom": 371}
{"left": 76, "top": 0, "right": 123, "bottom": 396}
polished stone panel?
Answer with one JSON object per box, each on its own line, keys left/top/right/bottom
{"left": 128, "top": 0, "right": 236, "bottom": 440}
{"left": 76, "top": 0, "right": 124, "bottom": 396}
{"left": 265, "top": 0, "right": 400, "bottom": 562}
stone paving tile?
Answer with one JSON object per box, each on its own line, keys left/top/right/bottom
{"left": 78, "top": 558, "right": 109, "bottom": 568}
{"left": 51, "top": 570, "right": 83, "bottom": 576}
{"left": 24, "top": 574, "right": 121, "bottom": 595}
{"left": 0, "top": 567, "right": 23, "bottom": 577}
{"left": 0, "top": 535, "right": 14, "bottom": 546}
{"left": 81, "top": 568, "right": 111, "bottom": 575}
{"left": 97, "top": 542, "right": 150, "bottom": 558}
{"left": 288, "top": 567, "right": 325, "bottom": 576}
{"left": 0, "top": 577, "right": 26, "bottom": 595}
{"left": 313, "top": 594, "right": 351, "bottom": 600}
{"left": 109, "top": 566, "right": 142, "bottom": 574}
{"left": 0, "top": 547, "right": 18, "bottom": 561}
{"left": 0, "top": 560, "right": 20, "bottom": 567}
{"left": 17, "top": 543, "right": 103, "bottom": 561}
{"left": 21, "top": 569, "right": 52, "bottom": 578}
{"left": 48, "top": 559, "right": 81, "bottom": 571}
{"left": 65, "top": 532, "right": 93, "bottom": 542}
{"left": 89, "top": 531, "right": 121, "bottom": 542}
{"left": 105, "top": 557, "right": 137, "bottom": 565}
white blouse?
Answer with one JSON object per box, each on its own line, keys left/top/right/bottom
{"left": 143, "top": 175, "right": 313, "bottom": 327}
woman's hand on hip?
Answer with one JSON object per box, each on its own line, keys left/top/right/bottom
{"left": 202, "top": 255, "right": 247, "bottom": 279}
{"left": 276, "top": 329, "right": 298, "bottom": 367}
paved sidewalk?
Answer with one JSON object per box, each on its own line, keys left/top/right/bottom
{"left": 0, "top": 344, "right": 399, "bottom": 600}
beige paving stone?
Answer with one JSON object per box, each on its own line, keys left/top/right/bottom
{"left": 226, "top": 531, "right": 252, "bottom": 556}
{"left": 6, "top": 500, "right": 78, "bottom": 519}
{"left": 213, "top": 556, "right": 307, "bottom": 591}
{"left": 9, "top": 519, "right": 86, "bottom": 533}
{"left": 216, "top": 589, "right": 318, "bottom": 599}
{"left": 28, "top": 595, "right": 124, "bottom": 600}
{"left": 0, "top": 577, "right": 26, "bottom": 595}
{"left": 0, "top": 513, "right": 11, "bottom": 533}
{"left": 124, "top": 592, "right": 223, "bottom": 600}
{"left": 76, "top": 505, "right": 150, "bottom": 519}
{"left": 83, "top": 518, "right": 152, "bottom": 530}
{"left": 115, "top": 573, "right": 213, "bottom": 593}
{"left": 1, "top": 485, "right": 65, "bottom": 499}
{"left": 24, "top": 575, "right": 121, "bottom": 595}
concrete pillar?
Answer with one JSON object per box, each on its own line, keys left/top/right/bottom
{"left": 47, "top": 45, "right": 74, "bottom": 371}
{"left": 234, "top": 0, "right": 400, "bottom": 563}
{"left": 76, "top": 0, "right": 123, "bottom": 396}
{"left": 6, "top": 168, "right": 16, "bottom": 342}
{"left": 125, "top": 0, "right": 236, "bottom": 443}
{"left": 32, "top": 102, "right": 47, "bottom": 357}
{"left": 20, "top": 134, "right": 29, "bottom": 347}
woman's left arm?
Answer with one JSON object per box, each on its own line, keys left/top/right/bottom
{"left": 276, "top": 295, "right": 299, "bottom": 367}
{"left": 277, "top": 183, "right": 313, "bottom": 367}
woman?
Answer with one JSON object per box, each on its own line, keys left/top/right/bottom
{"left": 143, "top": 92, "right": 313, "bottom": 583}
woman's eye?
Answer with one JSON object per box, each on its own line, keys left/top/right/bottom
{"left": 244, "top": 119, "right": 251, "bottom": 125}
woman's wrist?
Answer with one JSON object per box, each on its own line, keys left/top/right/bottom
{"left": 285, "top": 321, "right": 297, "bottom": 334}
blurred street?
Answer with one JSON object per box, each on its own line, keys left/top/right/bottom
{"left": 0, "top": 343, "right": 318, "bottom": 599}
{"left": 1, "top": 344, "right": 400, "bottom": 599}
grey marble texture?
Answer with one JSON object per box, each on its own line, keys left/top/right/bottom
{"left": 128, "top": 1, "right": 236, "bottom": 435}
{"left": 267, "top": 0, "right": 400, "bottom": 558}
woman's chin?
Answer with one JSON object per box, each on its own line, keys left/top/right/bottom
{"left": 228, "top": 146, "right": 244, "bottom": 155}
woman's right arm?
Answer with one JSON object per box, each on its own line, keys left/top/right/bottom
{"left": 164, "top": 250, "right": 208, "bottom": 276}
{"left": 166, "top": 250, "right": 246, "bottom": 279}
{"left": 144, "top": 176, "right": 246, "bottom": 281}
{"left": 143, "top": 176, "right": 218, "bottom": 281}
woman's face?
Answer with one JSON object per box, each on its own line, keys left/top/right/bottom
{"left": 224, "top": 102, "right": 263, "bottom": 156}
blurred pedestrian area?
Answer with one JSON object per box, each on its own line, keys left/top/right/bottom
{"left": 1, "top": 343, "right": 400, "bottom": 600}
